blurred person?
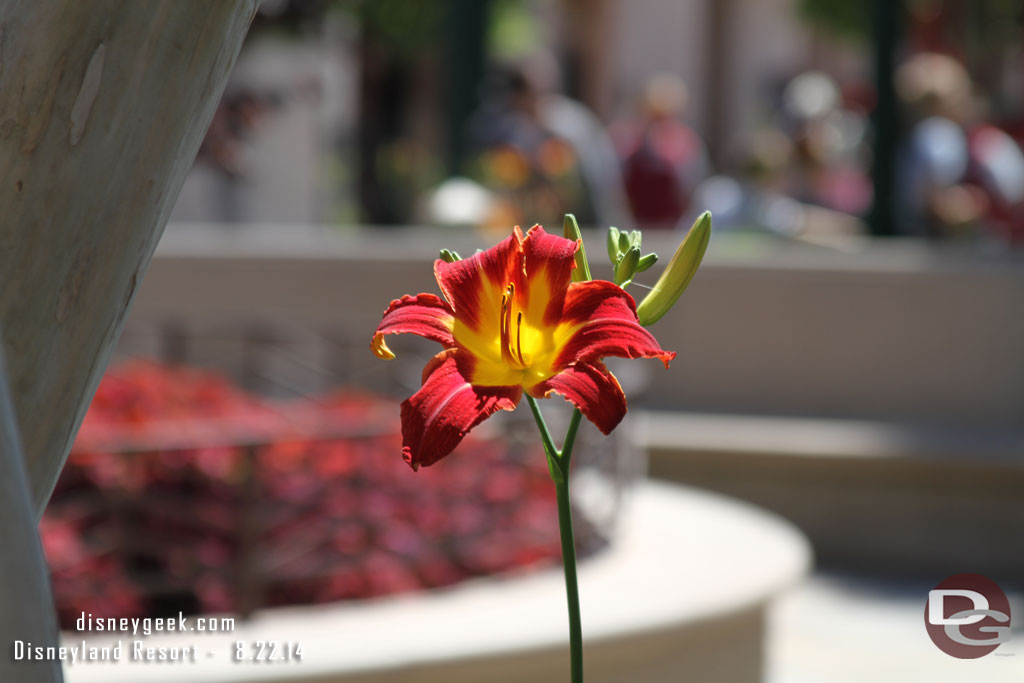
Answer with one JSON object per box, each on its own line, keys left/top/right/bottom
{"left": 690, "top": 126, "right": 804, "bottom": 237}
{"left": 464, "top": 52, "right": 628, "bottom": 230}
{"left": 196, "top": 90, "right": 279, "bottom": 179}
{"left": 967, "top": 123, "right": 1024, "bottom": 243}
{"left": 895, "top": 52, "right": 995, "bottom": 239}
{"left": 173, "top": 87, "right": 281, "bottom": 223}
{"left": 609, "top": 72, "right": 710, "bottom": 229}
{"left": 693, "top": 69, "right": 873, "bottom": 241}
{"left": 776, "top": 70, "right": 872, "bottom": 217}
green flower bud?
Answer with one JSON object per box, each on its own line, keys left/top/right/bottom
{"left": 618, "top": 230, "right": 631, "bottom": 253}
{"left": 563, "top": 214, "right": 592, "bottom": 282}
{"left": 614, "top": 245, "right": 641, "bottom": 286}
{"left": 439, "top": 249, "right": 462, "bottom": 263}
{"left": 607, "top": 226, "right": 621, "bottom": 263}
{"left": 636, "top": 211, "right": 711, "bottom": 326}
{"left": 636, "top": 252, "right": 658, "bottom": 272}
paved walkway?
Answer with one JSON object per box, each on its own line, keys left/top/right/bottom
{"left": 767, "top": 573, "right": 1023, "bottom": 682}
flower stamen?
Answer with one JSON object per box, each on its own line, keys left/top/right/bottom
{"left": 516, "top": 311, "right": 526, "bottom": 366}
{"left": 500, "top": 283, "right": 527, "bottom": 369}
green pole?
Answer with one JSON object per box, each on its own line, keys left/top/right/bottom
{"left": 868, "top": 0, "right": 904, "bottom": 236}
{"left": 445, "top": 0, "right": 491, "bottom": 175}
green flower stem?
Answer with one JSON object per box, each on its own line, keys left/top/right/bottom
{"left": 562, "top": 407, "right": 583, "bottom": 459}
{"left": 554, "top": 473, "right": 583, "bottom": 683}
{"left": 525, "top": 394, "right": 559, "bottom": 464}
{"left": 524, "top": 395, "right": 584, "bottom": 683}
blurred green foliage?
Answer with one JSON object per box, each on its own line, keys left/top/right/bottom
{"left": 796, "top": 0, "right": 870, "bottom": 42}
{"left": 489, "top": 0, "right": 538, "bottom": 59}
{"left": 338, "top": 0, "right": 443, "bottom": 55}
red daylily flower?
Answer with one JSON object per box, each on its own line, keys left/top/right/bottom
{"left": 372, "top": 226, "right": 675, "bottom": 470}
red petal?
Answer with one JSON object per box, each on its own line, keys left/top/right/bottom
{"left": 521, "top": 225, "right": 578, "bottom": 326}
{"left": 401, "top": 350, "right": 521, "bottom": 470}
{"left": 372, "top": 293, "right": 455, "bottom": 359}
{"left": 529, "top": 360, "right": 627, "bottom": 434}
{"left": 433, "top": 228, "right": 523, "bottom": 332}
{"left": 554, "top": 280, "right": 676, "bottom": 369}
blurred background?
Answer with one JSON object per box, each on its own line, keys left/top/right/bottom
{"left": 52, "top": 1, "right": 1024, "bottom": 682}
{"left": 171, "top": 0, "right": 1024, "bottom": 244}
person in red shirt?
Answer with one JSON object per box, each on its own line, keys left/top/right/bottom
{"left": 609, "top": 73, "right": 709, "bottom": 229}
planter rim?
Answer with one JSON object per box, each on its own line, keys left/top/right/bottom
{"left": 63, "top": 481, "right": 810, "bottom": 683}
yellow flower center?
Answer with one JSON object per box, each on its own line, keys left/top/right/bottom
{"left": 453, "top": 275, "right": 574, "bottom": 389}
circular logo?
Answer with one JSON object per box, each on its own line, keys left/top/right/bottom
{"left": 925, "top": 573, "right": 1012, "bottom": 659}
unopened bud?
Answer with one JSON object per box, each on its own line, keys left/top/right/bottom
{"left": 563, "top": 214, "right": 592, "bottom": 282}
{"left": 439, "top": 249, "right": 462, "bottom": 263}
{"left": 618, "top": 230, "right": 631, "bottom": 253}
{"left": 607, "top": 226, "right": 621, "bottom": 263}
{"left": 636, "top": 211, "right": 711, "bottom": 326}
{"left": 636, "top": 252, "right": 658, "bottom": 272}
{"left": 614, "top": 246, "right": 641, "bottom": 286}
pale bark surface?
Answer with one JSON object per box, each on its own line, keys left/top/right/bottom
{"left": 0, "top": 0, "right": 260, "bottom": 515}
{"left": 0, "top": 342, "right": 62, "bottom": 683}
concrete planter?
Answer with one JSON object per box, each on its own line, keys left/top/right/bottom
{"left": 63, "top": 482, "right": 810, "bottom": 683}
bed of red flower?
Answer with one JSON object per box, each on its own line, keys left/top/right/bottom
{"left": 42, "top": 360, "right": 600, "bottom": 629}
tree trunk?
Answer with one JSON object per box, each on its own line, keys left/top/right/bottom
{"left": 0, "top": 0, "right": 260, "bottom": 516}
{"left": 0, "top": 341, "right": 61, "bottom": 683}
